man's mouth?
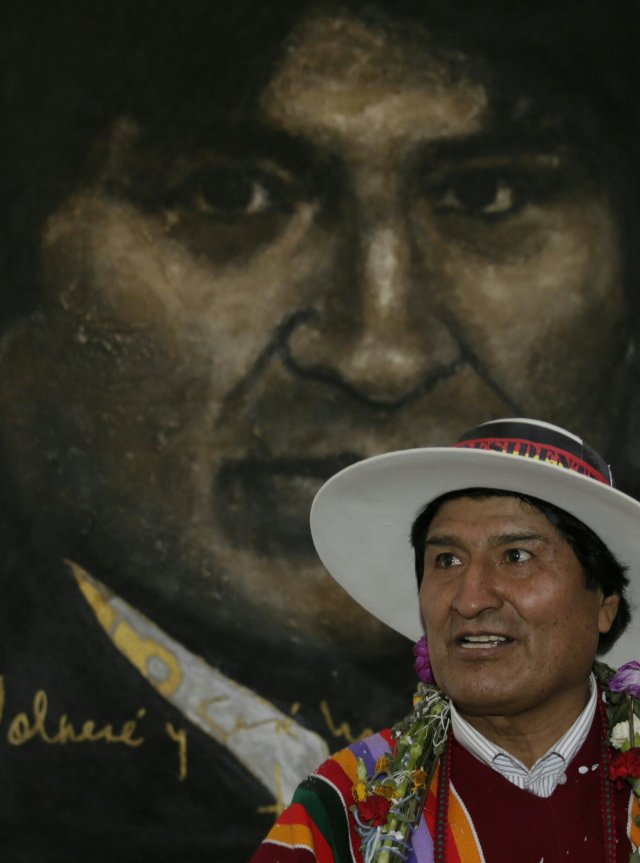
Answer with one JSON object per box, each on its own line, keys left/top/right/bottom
{"left": 458, "top": 634, "right": 513, "bottom": 649}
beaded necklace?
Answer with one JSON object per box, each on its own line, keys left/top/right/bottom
{"left": 598, "top": 695, "right": 618, "bottom": 863}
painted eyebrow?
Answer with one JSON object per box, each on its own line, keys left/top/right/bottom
{"left": 421, "top": 130, "right": 575, "bottom": 164}
{"left": 144, "top": 119, "right": 334, "bottom": 173}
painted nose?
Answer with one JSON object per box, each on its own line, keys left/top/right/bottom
{"left": 286, "top": 215, "right": 460, "bottom": 405}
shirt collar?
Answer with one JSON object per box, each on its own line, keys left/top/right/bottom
{"left": 450, "top": 674, "right": 597, "bottom": 798}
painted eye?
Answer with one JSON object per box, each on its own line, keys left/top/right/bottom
{"left": 428, "top": 154, "right": 573, "bottom": 222}
{"left": 164, "top": 164, "right": 298, "bottom": 220}
{"left": 505, "top": 548, "right": 532, "bottom": 563}
{"left": 438, "top": 173, "right": 516, "bottom": 216}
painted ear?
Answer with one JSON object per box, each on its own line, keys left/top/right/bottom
{"left": 598, "top": 593, "right": 621, "bottom": 634}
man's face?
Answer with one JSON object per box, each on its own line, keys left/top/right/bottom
{"left": 0, "top": 9, "right": 627, "bottom": 656}
{"left": 419, "top": 495, "right": 618, "bottom": 723}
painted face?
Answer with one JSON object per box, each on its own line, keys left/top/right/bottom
{"left": 419, "top": 496, "right": 618, "bottom": 727}
{"left": 0, "top": 9, "right": 626, "bottom": 658}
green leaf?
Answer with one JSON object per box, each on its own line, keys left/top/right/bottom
{"left": 594, "top": 659, "right": 616, "bottom": 684}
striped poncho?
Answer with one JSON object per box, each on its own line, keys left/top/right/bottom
{"left": 250, "top": 724, "right": 640, "bottom": 863}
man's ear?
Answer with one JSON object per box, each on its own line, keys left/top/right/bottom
{"left": 598, "top": 593, "right": 620, "bottom": 634}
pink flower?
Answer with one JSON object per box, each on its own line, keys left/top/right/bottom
{"left": 413, "top": 636, "right": 434, "bottom": 684}
{"left": 609, "top": 661, "right": 640, "bottom": 698}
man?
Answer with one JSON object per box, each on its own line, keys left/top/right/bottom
{"left": 1, "top": 1, "right": 639, "bottom": 859}
{"left": 252, "top": 417, "right": 640, "bottom": 861}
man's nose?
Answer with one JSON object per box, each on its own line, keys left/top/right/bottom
{"left": 285, "top": 204, "right": 460, "bottom": 405}
{"left": 451, "top": 560, "right": 504, "bottom": 619}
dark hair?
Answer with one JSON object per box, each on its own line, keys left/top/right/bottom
{"left": 410, "top": 487, "right": 631, "bottom": 654}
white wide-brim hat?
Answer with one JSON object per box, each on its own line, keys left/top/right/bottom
{"left": 310, "top": 418, "right": 640, "bottom": 668}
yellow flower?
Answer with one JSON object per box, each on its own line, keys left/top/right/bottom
{"left": 374, "top": 756, "right": 390, "bottom": 776}
{"left": 373, "top": 782, "right": 398, "bottom": 800}
{"left": 352, "top": 781, "right": 368, "bottom": 802}
{"left": 356, "top": 757, "right": 369, "bottom": 783}
{"left": 411, "top": 769, "right": 429, "bottom": 790}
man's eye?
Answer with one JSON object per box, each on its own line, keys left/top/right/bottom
{"left": 505, "top": 548, "right": 532, "bottom": 564}
{"left": 163, "top": 165, "right": 297, "bottom": 220}
{"left": 435, "top": 552, "right": 462, "bottom": 568}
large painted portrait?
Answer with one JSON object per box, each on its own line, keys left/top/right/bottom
{"left": 1, "top": 0, "right": 639, "bottom": 859}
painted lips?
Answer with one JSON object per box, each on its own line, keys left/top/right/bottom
{"left": 213, "top": 453, "right": 362, "bottom": 557}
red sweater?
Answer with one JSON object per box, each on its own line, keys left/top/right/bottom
{"left": 450, "top": 716, "right": 633, "bottom": 862}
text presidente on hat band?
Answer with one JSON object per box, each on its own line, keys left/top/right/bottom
{"left": 453, "top": 418, "right": 614, "bottom": 486}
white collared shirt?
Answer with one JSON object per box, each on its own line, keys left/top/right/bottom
{"left": 450, "top": 674, "right": 597, "bottom": 798}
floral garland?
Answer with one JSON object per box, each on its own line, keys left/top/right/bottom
{"left": 351, "top": 639, "right": 640, "bottom": 863}
{"left": 351, "top": 638, "right": 446, "bottom": 863}
{"left": 595, "top": 659, "right": 640, "bottom": 863}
